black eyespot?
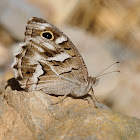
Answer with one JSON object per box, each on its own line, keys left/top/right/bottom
{"left": 42, "top": 32, "right": 52, "bottom": 39}
{"left": 26, "top": 71, "right": 31, "bottom": 74}
{"left": 41, "top": 31, "right": 54, "bottom": 40}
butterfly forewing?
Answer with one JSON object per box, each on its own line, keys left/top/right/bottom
{"left": 25, "top": 17, "right": 88, "bottom": 78}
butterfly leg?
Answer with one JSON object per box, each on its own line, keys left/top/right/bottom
{"left": 51, "top": 92, "right": 70, "bottom": 105}
{"left": 89, "top": 87, "right": 99, "bottom": 108}
{"left": 89, "top": 89, "right": 111, "bottom": 110}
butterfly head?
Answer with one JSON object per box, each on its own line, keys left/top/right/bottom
{"left": 87, "top": 76, "right": 99, "bottom": 87}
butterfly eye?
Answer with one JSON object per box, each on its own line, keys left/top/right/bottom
{"left": 41, "top": 31, "right": 54, "bottom": 40}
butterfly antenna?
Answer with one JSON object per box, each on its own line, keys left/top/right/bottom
{"left": 96, "top": 70, "right": 120, "bottom": 78}
{"left": 96, "top": 62, "right": 119, "bottom": 77}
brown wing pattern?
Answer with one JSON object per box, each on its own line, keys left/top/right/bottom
{"left": 25, "top": 17, "right": 88, "bottom": 80}
{"left": 12, "top": 17, "right": 88, "bottom": 92}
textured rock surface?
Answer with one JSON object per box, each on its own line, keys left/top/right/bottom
{"left": 0, "top": 79, "right": 140, "bottom": 140}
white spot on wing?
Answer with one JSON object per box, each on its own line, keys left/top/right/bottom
{"left": 42, "top": 42, "right": 55, "bottom": 50}
{"left": 55, "top": 36, "right": 67, "bottom": 44}
{"left": 34, "top": 52, "right": 42, "bottom": 61}
{"left": 11, "top": 57, "right": 17, "bottom": 68}
{"left": 32, "top": 22, "right": 52, "bottom": 30}
{"left": 12, "top": 42, "right": 27, "bottom": 77}
{"left": 39, "top": 25, "right": 49, "bottom": 30}
{"left": 33, "top": 64, "right": 44, "bottom": 82}
{"left": 13, "top": 43, "right": 25, "bottom": 56}
{"left": 30, "top": 63, "right": 44, "bottom": 90}
{"left": 47, "top": 52, "right": 71, "bottom": 62}
{"left": 12, "top": 66, "right": 18, "bottom": 78}
{"left": 33, "top": 44, "right": 45, "bottom": 52}
{"left": 31, "top": 37, "right": 55, "bottom": 51}
{"left": 11, "top": 57, "right": 19, "bottom": 78}
{"left": 28, "top": 52, "right": 43, "bottom": 65}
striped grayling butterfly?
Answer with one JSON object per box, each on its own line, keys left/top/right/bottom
{"left": 12, "top": 17, "right": 119, "bottom": 107}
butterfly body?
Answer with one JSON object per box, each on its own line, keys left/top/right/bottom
{"left": 12, "top": 17, "right": 98, "bottom": 105}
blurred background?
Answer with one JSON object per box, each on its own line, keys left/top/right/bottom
{"left": 0, "top": 0, "right": 140, "bottom": 118}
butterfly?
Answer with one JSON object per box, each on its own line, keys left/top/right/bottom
{"left": 12, "top": 17, "right": 99, "bottom": 107}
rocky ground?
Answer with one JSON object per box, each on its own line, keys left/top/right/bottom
{"left": 0, "top": 84, "right": 139, "bottom": 140}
